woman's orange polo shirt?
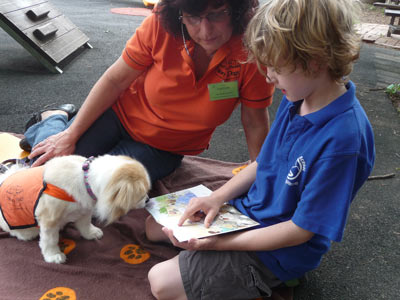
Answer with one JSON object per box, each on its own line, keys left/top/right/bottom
{"left": 113, "top": 13, "right": 274, "bottom": 155}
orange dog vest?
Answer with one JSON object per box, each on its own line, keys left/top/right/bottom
{"left": 0, "top": 166, "right": 75, "bottom": 229}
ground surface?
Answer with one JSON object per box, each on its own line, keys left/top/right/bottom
{"left": 0, "top": 1, "right": 399, "bottom": 299}
{"left": 360, "top": 3, "right": 400, "bottom": 113}
{"left": 361, "top": 3, "right": 392, "bottom": 24}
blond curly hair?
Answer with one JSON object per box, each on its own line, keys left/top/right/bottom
{"left": 244, "top": 0, "right": 361, "bottom": 82}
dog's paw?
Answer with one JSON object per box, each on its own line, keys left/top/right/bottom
{"left": 82, "top": 225, "right": 103, "bottom": 240}
{"left": 44, "top": 252, "right": 66, "bottom": 264}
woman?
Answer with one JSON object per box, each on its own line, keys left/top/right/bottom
{"left": 23, "top": 0, "right": 274, "bottom": 182}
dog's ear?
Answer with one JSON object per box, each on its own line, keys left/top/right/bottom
{"left": 104, "top": 162, "right": 150, "bottom": 224}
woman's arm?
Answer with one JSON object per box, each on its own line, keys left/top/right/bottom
{"left": 241, "top": 105, "right": 270, "bottom": 161}
{"left": 65, "top": 56, "right": 143, "bottom": 142}
{"left": 30, "top": 57, "right": 144, "bottom": 166}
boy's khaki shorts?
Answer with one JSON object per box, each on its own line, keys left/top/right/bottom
{"left": 179, "top": 250, "right": 282, "bottom": 300}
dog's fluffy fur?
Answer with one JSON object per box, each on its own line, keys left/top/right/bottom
{"left": 0, "top": 154, "right": 150, "bottom": 263}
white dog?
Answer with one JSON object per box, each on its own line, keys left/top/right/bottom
{"left": 0, "top": 154, "right": 150, "bottom": 263}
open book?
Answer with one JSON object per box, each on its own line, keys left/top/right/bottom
{"left": 145, "top": 184, "right": 259, "bottom": 242}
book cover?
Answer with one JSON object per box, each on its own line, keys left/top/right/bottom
{"left": 145, "top": 184, "right": 259, "bottom": 242}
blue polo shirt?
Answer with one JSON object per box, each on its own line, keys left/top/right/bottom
{"left": 230, "top": 81, "right": 375, "bottom": 281}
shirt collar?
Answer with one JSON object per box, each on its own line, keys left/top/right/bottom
{"left": 288, "top": 81, "right": 357, "bottom": 126}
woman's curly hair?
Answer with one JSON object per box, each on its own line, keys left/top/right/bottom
{"left": 156, "top": 0, "right": 259, "bottom": 38}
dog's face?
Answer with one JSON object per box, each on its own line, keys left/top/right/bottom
{"left": 93, "top": 155, "right": 151, "bottom": 225}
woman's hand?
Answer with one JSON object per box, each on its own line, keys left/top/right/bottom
{"left": 29, "top": 129, "right": 76, "bottom": 167}
{"left": 27, "top": 56, "right": 144, "bottom": 168}
{"left": 178, "top": 195, "right": 223, "bottom": 228}
{"left": 162, "top": 227, "right": 219, "bottom": 251}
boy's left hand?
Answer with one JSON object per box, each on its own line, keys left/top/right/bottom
{"left": 162, "top": 227, "right": 218, "bottom": 251}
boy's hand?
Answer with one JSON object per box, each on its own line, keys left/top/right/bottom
{"left": 178, "top": 195, "right": 221, "bottom": 228}
{"left": 162, "top": 227, "right": 218, "bottom": 251}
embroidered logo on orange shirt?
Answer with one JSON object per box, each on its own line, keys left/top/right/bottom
{"left": 216, "top": 59, "right": 241, "bottom": 81}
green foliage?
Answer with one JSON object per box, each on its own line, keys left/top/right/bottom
{"left": 385, "top": 83, "right": 400, "bottom": 96}
{"left": 368, "top": 4, "right": 378, "bottom": 11}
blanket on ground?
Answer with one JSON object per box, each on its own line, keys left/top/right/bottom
{"left": 0, "top": 153, "right": 243, "bottom": 300}
{"left": 0, "top": 132, "right": 292, "bottom": 300}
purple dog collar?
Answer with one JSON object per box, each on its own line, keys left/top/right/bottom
{"left": 82, "top": 156, "right": 97, "bottom": 201}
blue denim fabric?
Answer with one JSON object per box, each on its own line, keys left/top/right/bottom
{"left": 25, "top": 114, "right": 71, "bottom": 148}
{"left": 24, "top": 109, "right": 183, "bottom": 182}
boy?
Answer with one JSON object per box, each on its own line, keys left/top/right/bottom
{"left": 145, "top": 0, "right": 375, "bottom": 299}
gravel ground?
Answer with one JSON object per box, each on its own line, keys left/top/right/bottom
{"left": 360, "top": 3, "right": 392, "bottom": 24}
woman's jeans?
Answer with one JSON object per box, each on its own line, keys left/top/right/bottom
{"left": 24, "top": 108, "right": 183, "bottom": 182}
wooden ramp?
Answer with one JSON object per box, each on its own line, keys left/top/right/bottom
{"left": 0, "top": 0, "right": 91, "bottom": 73}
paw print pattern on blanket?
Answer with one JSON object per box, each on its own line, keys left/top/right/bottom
{"left": 120, "top": 244, "right": 150, "bottom": 264}
{"left": 39, "top": 287, "right": 76, "bottom": 300}
{"left": 58, "top": 239, "right": 76, "bottom": 255}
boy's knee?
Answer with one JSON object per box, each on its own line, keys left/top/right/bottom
{"left": 148, "top": 256, "right": 186, "bottom": 300}
{"left": 148, "top": 264, "right": 166, "bottom": 299}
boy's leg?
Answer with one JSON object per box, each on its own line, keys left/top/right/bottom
{"left": 177, "top": 250, "right": 281, "bottom": 300}
{"left": 148, "top": 255, "right": 187, "bottom": 300}
{"left": 145, "top": 215, "right": 169, "bottom": 242}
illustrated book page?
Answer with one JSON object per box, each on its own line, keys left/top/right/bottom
{"left": 145, "top": 184, "right": 259, "bottom": 242}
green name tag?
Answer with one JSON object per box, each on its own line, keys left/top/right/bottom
{"left": 208, "top": 81, "right": 239, "bottom": 101}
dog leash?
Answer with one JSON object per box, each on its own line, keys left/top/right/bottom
{"left": 0, "top": 158, "right": 32, "bottom": 174}
{"left": 82, "top": 156, "right": 98, "bottom": 201}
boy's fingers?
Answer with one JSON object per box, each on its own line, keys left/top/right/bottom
{"left": 178, "top": 212, "right": 189, "bottom": 226}
{"left": 162, "top": 227, "right": 175, "bottom": 241}
{"left": 204, "top": 211, "right": 216, "bottom": 228}
{"left": 178, "top": 205, "right": 199, "bottom": 226}
{"left": 162, "top": 227, "right": 173, "bottom": 239}
{"left": 162, "top": 227, "right": 190, "bottom": 249}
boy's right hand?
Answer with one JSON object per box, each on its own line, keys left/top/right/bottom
{"left": 178, "top": 195, "right": 222, "bottom": 228}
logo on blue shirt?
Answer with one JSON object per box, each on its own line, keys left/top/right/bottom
{"left": 286, "top": 156, "right": 306, "bottom": 186}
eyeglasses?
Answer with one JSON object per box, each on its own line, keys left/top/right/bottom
{"left": 179, "top": 9, "right": 231, "bottom": 26}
